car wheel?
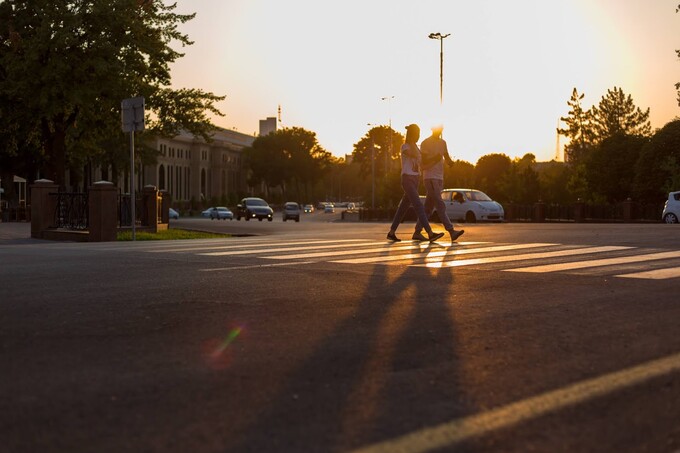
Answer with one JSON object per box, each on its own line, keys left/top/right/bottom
{"left": 465, "top": 211, "right": 477, "bottom": 223}
{"left": 664, "top": 213, "right": 678, "bottom": 224}
{"left": 295, "top": 218, "right": 299, "bottom": 222}
{"left": 268, "top": 217, "right": 273, "bottom": 222}
{"left": 245, "top": 216, "right": 250, "bottom": 221}
{"left": 283, "top": 217, "right": 287, "bottom": 222}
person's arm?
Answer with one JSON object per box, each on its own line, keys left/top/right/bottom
{"left": 421, "top": 152, "right": 440, "bottom": 169}
{"left": 442, "top": 141, "right": 454, "bottom": 165}
{"left": 401, "top": 143, "right": 419, "bottom": 158}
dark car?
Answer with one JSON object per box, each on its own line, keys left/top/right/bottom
{"left": 236, "top": 197, "right": 274, "bottom": 221}
{"left": 283, "top": 202, "right": 301, "bottom": 222}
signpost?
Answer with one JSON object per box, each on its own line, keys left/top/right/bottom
{"left": 121, "top": 97, "right": 145, "bottom": 240}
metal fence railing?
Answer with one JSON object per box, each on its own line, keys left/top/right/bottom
{"left": 50, "top": 192, "right": 88, "bottom": 230}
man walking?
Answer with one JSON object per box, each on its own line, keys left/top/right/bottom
{"left": 412, "top": 125, "right": 464, "bottom": 243}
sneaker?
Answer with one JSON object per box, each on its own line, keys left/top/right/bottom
{"left": 386, "top": 232, "right": 401, "bottom": 242}
{"left": 449, "top": 229, "right": 465, "bottom": 242}
{"left": 411, "top": 232, "right": 428, "bottom": 241}
{"left": 427, "top": 231, "right": 445, "bottom": 242}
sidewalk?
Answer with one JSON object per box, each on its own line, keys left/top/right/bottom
{"left": 0, "top": 222, "right": 38, "bottom": 244}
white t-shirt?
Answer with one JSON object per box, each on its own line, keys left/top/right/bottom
{"left": 400, "top": 143, "right": 421, "bottom": 176}
{"left": 421, "top": 136, "right": 448, "bottom": 180}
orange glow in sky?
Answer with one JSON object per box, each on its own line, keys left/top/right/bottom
{"left": 168, "top": 0, "right": 680, "bottom": 163}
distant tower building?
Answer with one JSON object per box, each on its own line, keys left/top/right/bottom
{"left": 259, "top": 117, "right": 277, "bottom": 136}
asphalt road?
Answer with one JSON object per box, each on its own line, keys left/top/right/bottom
{"left": 2, "top": 218, "right": 680, "bottom": 452}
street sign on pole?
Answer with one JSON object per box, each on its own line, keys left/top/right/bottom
{"left": 121, "top": 97, "right": 145, "bottom": 133}
{"left": 121, "top": 97, "right": 145, "bottom": 241}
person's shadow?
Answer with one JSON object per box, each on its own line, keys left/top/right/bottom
{"left": 236, "top": 242, "right": 472, "bottom": 452}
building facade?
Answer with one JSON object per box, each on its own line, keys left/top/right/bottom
{"left": 142, "top": 119, "right": 277, "bottom": 206}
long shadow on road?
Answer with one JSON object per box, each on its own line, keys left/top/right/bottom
{"left": 237, "top": 242, "right": 473, "bottom": 452}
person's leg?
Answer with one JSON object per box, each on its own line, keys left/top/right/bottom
{"left": 413, "top": 179, "right": 436, "bottom": 239}
{"left": 430, "top": 178, "right": 465, "bottom": 241}
{"left": 401, "top": 175, "right": 441, "bottom": 240}
{"left": 387, "top": 175, "right": 414, "bottom": 241}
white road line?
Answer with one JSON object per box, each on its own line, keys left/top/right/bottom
{"left": 263, "top": 242, "right": 488, "bottom": 260}
{"left": 334, "top": 243, "right": 558, "bottom": 265}
{"left": 505, "top": 250, "right": 680, "bottom": 273}
{"left": 199, "top": 261, "right": 316, "bottom": 272}
{"left": 616, "top": 266, "right": 680, "bottom": 280}
{"left": 198, "top": 241, "right": 384, "bottom": 256}
{"left": 417, "top": 246, "right": 632, "bottom": 268}
{"left": 351, "top": 351, "right": 680, "bottom": 453}
{"left": 148, "top": 239, "right": 366, "bottom": 253}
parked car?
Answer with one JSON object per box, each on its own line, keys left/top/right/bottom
{"left": 303, "top": 204, "right": 314, "bottom": 213}
{"left": 662, "top": 191, "right": 680, "bottom": 223}
{"left": 324, "top": 203, "right": 335, "bottom": 213}
{"left": 169, "top": 208, "right": 180, "bottom": 220}
{"left": 440, "top": 189, "right": 504, "bottom": 223}
{"left": 283, "top": 202, "right": 301, "bottom": 222}
{"left": 236, "top": 197, "right": 274, "bottom": 221}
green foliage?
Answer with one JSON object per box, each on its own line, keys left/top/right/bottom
{"left": 0, "top": 0, "right": 225, "bottom": 186}
{"left": 352, "top": 126, "right": 403, "bottom": 181}
{"left": 634, "top": 119, "right": 680, "bottom": 201}
{"left": 558, "top": 88, "right": 595, "bottom": 164}
{"left": 474, "top": 153, "right": 512, "bottom": 201}
{"left": 444, "top": 160, "right": 475, "bottom": 188}
{"left": 591, "top": 87, "right": 651, "bottom": 140}
{"left": 117, "top": 228, "right": 229, "bottom": 241}
{"left": 585, "top": 133, "right": 649, "bottom": 203}
{"left": 244, "top": 127, "right": 333, "bottom": 203}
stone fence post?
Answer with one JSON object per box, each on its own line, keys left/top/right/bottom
{"left": 623, "top": 198, "right": 635, "bottom": 222}
{"left": 573, "top": 199, "right": 585, "bottom": 223}
{"left": 533, "top": 201, "right": 545, "bottom": 223}
{"left": 89, "top": 181, "right": 117, "bottom": 242}
{"left": 30, "top": 179, "right": 59, "bottom": 239}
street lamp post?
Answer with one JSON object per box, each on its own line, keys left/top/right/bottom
{"left": 428, "top": 32, "right": 450, "bottom": 105}
{"left": 381, "top": 96, "right": 394, "bottom": 173}
{"left": 367, "top": 123, "right": 376, "bottom": 210}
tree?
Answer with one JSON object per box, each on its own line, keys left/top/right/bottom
{"left": 244, "top": 127, "right": 333, "bottom": 202}
{"left": 444, "top": 159, "right": 474, "bottom": 189}
{"left": 500, "top": 153, "right": 540, "bottom": 203}
{"left": 590, "top": 87, "right": 651, "bottom": 141}
{"left": 586, "top": 133, "right": 649, "bottom": 203}
{"left": 351, "top": 126, "right": 402, "bottom": 181}
{"left": 557, "top": 88, "right": 595, "bottom": 164}
{"left": 474, "top": 153, "right": 512, "bottom": 202}
{"left": 634, "top": 119, "right": 680, "bottom": 202}
{"left": 0, "top": 0, "right": 225, "bottom": 187}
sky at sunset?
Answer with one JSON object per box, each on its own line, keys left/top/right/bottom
{"left": 168, "top": 0, "right": 680, "bottom": 164}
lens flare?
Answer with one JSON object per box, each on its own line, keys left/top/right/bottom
{"left": 202, "top": 326, "right": 244, "bottom": 370}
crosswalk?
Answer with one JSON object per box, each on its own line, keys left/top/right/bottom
{"left": 124, "top": 238, "right": 680, "bottom": 280}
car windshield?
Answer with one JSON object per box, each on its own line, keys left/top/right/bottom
{"left": 285, "top": 203, "right": 298, "bottom": 208}
{"left": 217, "top": 207, "right": 230, "bottom": 211}
{"left": 246, "top": 199, "right": 268, "bottom": 207}
{"left": 466, "top": 191, "right": 492, "bottom": 202}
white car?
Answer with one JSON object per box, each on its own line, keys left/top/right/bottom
{"left": 662, "top": 191, "right": 680, "bottom": 223}
{"left": 441, "top": 189, "right": 504, "bottom": 223}
{"left": 324, "top": 203, "right": 335, "bottom": 213}
{"left": 169, "top": 208, "right": 179, "bottom": 219}
{"left": 202, "top": 206, "right": 234, "bottom": 220}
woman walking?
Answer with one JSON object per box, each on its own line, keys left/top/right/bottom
{"left": 386, "top": 124, "right": 445, "bottom": 242}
